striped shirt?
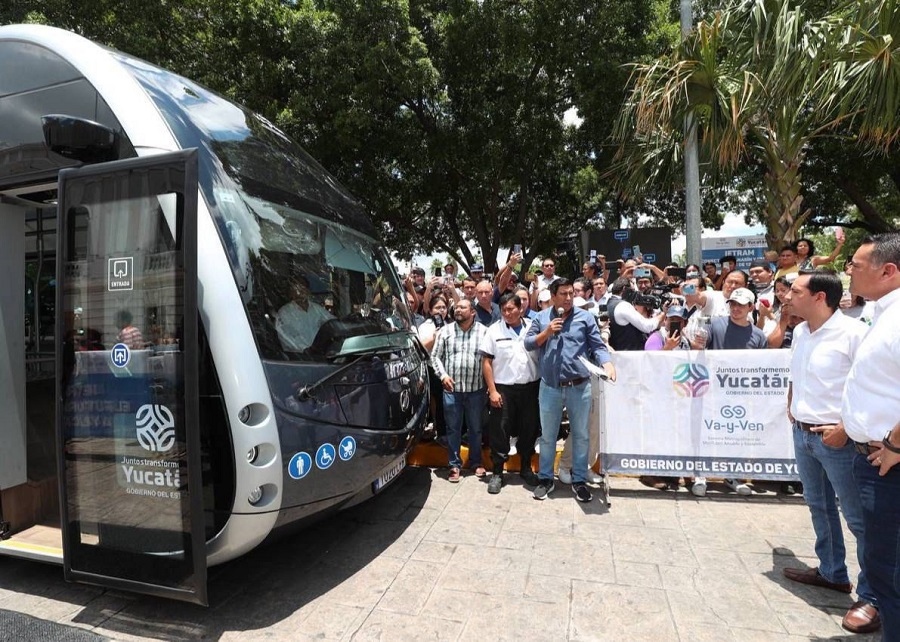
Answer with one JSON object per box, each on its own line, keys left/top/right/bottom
{"left": 430, "top": 320, "right": 487, "bottom": 392}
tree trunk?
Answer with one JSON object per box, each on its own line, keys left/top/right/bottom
{"left": 763, "top": 152, "right": 810, "bottom": 250}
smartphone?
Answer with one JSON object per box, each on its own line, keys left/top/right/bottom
{"left": 434, "top": 267, "right": 442, "bottom": 277}
{"left": 513, "top": 243, "right": 522, "bottom": 256}
{"left": 634, "top": 267, "right": 652, "bottom": 278}
{"left": 589, "top": 249, "right": 597, "bottom": 264}
{"left": 668, "top": 267, "right": 687, "bottom": 280}
{"left": 682, "top": 283, "right": 697, "bottom": 295}
{"left": 632, "top": 245, "right": 642, "bottom": 258}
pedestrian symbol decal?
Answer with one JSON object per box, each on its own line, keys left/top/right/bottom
{"left": 339, "top": 436, "right": 357, "bottom": 461}
{"left": 288, "top": 452, "right": 312, "bottom": 480}
{"left": 111, "top": 343, "right": 130, "bottom": 368}
{"left": 316, "top": 443, "right": 336, "bottom": 469}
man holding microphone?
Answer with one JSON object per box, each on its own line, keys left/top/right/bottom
{"left": 525, "top": 278, "right": 616, "bottom": 502}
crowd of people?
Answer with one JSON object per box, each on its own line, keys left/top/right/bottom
{"left": 402, "top": 232, "right": 900, "bottom": 638}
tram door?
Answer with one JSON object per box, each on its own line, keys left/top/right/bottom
{"left": 55, "top": 150, "right": 206, "bottom": 605}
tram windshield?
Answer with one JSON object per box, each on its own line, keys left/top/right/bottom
{"left": 115, "top": 54, "right": 412, "bottom": 361}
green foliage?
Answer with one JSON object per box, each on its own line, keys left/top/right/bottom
{"left": 2, "top": 0, "right": 674, "bottom": 271}
{"left": 610, "top": 0, "right": 900, "bottom": 249}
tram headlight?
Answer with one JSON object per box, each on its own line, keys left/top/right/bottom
{"left": 246, "top": 446, "right": 259, "bottom": 464}
{"left": 247, "top": 486, "right": 264, "bottom": 505}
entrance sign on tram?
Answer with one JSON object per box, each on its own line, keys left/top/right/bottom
{"left": 107, "top": 257, "right": 133, "bottom": 291}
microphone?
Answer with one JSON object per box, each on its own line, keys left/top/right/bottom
{"left": 556, "top": 307, "right": 565, "bottom": 317}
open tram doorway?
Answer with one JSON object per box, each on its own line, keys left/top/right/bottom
{"left": 0, "top": 195, "right": 62, "bottom": 560}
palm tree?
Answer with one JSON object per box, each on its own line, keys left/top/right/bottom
{"left": 610, "top": 0, "right": 900, "bottom": 248}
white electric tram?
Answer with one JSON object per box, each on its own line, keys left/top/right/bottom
{"left": 0, "top": 24, "right": 428, "bottom": 604}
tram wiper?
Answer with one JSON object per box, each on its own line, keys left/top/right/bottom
{"left": 296, "top": 346, "right": 395, "bottom": 401}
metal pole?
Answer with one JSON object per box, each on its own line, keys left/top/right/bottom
{"left": 681, "top": 0, "right": 702, "bottom": 266}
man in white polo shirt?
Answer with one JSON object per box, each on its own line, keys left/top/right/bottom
{"left": 481, "top": 292, "right": 541, "bottom": 493}
{"left": 841, "top": 233, "right": 900, "bottom": 640}
{"left": 782, "top": 269, "right": 877, "bottom": 634}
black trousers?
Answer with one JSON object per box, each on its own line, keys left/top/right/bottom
{"left": 490, "top": 380, "right": 540, "bottom": 473}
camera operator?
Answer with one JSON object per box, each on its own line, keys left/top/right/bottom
{"left": 607, "top": 277, "right": 666, "bottom": 351}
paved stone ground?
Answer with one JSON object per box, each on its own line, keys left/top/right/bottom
{"left": 0, "top": 468, "right": 882, "bottom": 641}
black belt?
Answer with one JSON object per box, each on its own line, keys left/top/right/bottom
{"left": 559, "top": 377, "right": 589, "bottom": 388}
{"left": 854, "top": 441, "right": 879, "bottom": 455}
{"left": 797, "top": 421, "right": 828, "bottom": 432}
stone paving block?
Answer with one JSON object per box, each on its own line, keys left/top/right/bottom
{"left": 410, "top": 541, "right": 457, "bottom": 565}
{"left": 376, "top": 560, "right": 443, "bottom": 615}
{"left": 569, "top": 581, "right": 677, "bottom": 641}
{"left": 613, "top": 561, "right": 663, "bottom": 590}
{"left": 457, "top": 594, "right": 569, "bottom": 641}
{"left": 349, "top": 611, "right": 464, "bottom": 642}
{"left": 448, "top": 543, "right": 531, "bottom": 573}
{"left": 492, "top": 529, "right": 537, "bottom": 551}
{"left": 423, "top": 508, "right": 506, "bottom": 546}
{"left": 523, "top": 573, "right": 571, "bottom": 605}
{"left": 770, "top": 600, "right": 849, "bottom": 638}
{"left": 316, "top": 557, "right": 406, "bottom": 610}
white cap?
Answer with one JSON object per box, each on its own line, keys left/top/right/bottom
{"left": 728, "top": 287, "right": 756, "bottom": 305}
{"left": 538, "top": 289, "right": 552, "bottom": 303}
{"left": 573, "top": 296, "right": 588, "bottom": 308}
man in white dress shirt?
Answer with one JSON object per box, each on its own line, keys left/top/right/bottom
{"left": 276, "top": 275, "right": 333, "bottom": 351}
{"left": 782, "top": 270, "right": 877, "bottom": 634}
{"left": 841, "top": 233, "right": 900, "bottom": 640}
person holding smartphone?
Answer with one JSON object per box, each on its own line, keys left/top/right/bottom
{"left": 641, "top": 305, "right": 704, "bottom": 492}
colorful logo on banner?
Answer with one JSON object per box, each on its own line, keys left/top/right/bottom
{"left": 673, "top": 363, "right": 710, "bottom": 397}
{"left": 135, "top": 404, "right": 176, "bottom": 452}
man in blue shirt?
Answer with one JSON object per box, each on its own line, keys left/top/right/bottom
{"left": 525, "top": 278, "right": 616, "bottom": 502}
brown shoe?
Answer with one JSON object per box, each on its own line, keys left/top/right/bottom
{"left": 782, "top": 567, "right": 852, "bottom": 593}
{"left": 448, "top": 467, "right": 460, "bottom": 483}
{"left": 842, "top": 600, "right": 881, "bottom": 634}
{"left": 639, "top": 475, "right": 669, "bottom": 491}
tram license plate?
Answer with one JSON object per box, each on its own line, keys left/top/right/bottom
{"left": 373, "top": 456, "right": 406, "bottom": 492}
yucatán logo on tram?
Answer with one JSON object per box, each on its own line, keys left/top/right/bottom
{"left": 135, "top": 404, "right": 176, "bottom": 452}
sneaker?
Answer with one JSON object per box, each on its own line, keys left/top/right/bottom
{"left": 586, "top": 470, "right": 603, "bottom": 484}
{"left": 533, "top": 479, "right": 555, "bottom": 500}
{"left": 558, "top": 468, "right": 572, "bottom": 485}
{"left": 573, "top": 482, "right": 592, "bottom": 503}
{"left": 508, "top": 436, "right": 518, "bottom": 456}
{"left": 691, "top": 477, "right": 707, "bottom": 497}
{"left": 473, "top": 465, "right": 486, "bottom": 478}
{"left": 520, "top": 468, "right": 539, "bottom": 487}
{"left": 488, "top": 473, "right": 503, "bottom": 494}
{"left": 725, "top": 478, "right": 751, "bottom": 496}
{"left": 448, "top": 467, "right": 460, "bottom": 483}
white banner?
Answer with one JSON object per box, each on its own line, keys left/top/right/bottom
{"left": 601, "top": 350, "right": 799, "bottom": 481}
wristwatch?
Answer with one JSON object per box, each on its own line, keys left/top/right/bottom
{"left": 883, "top": 431, "right": 900, "bottom": 454}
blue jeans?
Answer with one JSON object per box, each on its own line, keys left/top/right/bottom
{"left": 853, "top": 451, "right": 900, "bottom": 640}
{"left": 443, "top": 389, "right": 485, "bottom": 469}
{"left": 538, "top": 380, "right": 592, "bottom": 483}
{"left": 792, "top": 424, "right": 874, "bottom": 604}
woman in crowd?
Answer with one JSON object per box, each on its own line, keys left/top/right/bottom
{"left": 794, "top": 236, "right": 844, "bottom": 270}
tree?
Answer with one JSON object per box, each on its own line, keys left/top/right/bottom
{"left": 610, "top": 0, "right": 900, "bottom": 249}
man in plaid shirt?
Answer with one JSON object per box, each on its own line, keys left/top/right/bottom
{"left": 431, "top": 298, "right": 488, "bottom": 482}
